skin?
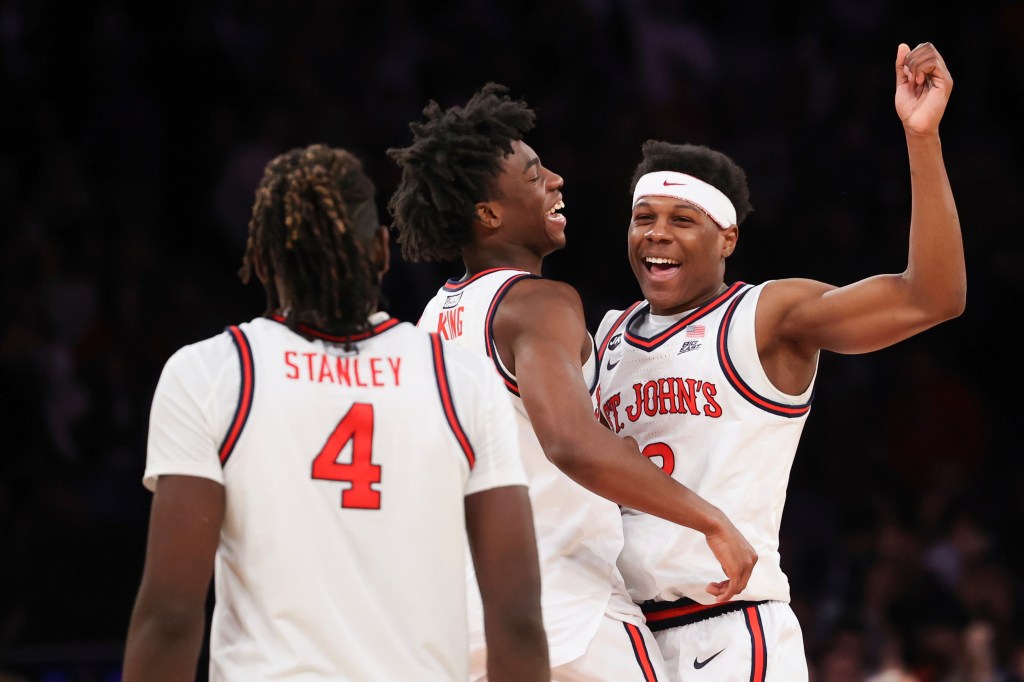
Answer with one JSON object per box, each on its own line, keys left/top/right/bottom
{"left": 628, "top": 42, "right": 964, "bottom": 396}
{"left": 124, "top": 224, "right": 548, "bottom": 681}
{"left": 466, "top": 140, "right": 757, "bottom": 602}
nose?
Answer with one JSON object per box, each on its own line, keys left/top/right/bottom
{"left": 644, "top": 219, "right": 671, "bottom": 242}
{"left": 546, "top": 169, "right": 564, "bottom": 190}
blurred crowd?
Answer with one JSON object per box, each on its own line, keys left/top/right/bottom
{"left": 2, "top": 1, "right": 1024, "bottom": 680}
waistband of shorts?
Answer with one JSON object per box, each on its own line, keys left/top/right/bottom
{"left": 640, "top": 598, "right": 770, "bottom": 631}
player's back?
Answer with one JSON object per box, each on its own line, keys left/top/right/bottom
{"left": 149, "top": 314, "right": 492, "bottom": 681}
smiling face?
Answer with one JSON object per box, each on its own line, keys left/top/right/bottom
{"left": 483, "top": 140, "right": 567, "bottom": 256}
{"left": 628, "top": 196, "right": 738, "bottom": 315}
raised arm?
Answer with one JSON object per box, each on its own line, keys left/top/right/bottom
{"left": 123, "top": 475, "right": 223, "bottom": 682}
{"left": 761, "top": 42, "right": 964, "bottom": 388}
{"left": 495, "top": 278, "right": 756, "bottom": 601}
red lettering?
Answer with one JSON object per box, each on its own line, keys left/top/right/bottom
{"left": 642, "top": 381, "right": 658, "bottom": 416}
{"left": 303, "top": 352, "right": 317, "bottom": 380}
{"left": 658, "top": 378, "right": 674, "bottom": 414}
{"left": 318, "top": 354, "right": 335, "bottom": 383}
{"left": 626, "top": 383, "right": 644, "bottom": 422}
{"left": 335, "top": 357, "right": 352, "bottom": 385}
{"left": 352, "top": 359, "right": 367, "bottom": 387}
{"left": 284, "top": 351, "right": 299, "bottom": 379}
{"left": 369, "top": 357, "right": 384, "bottom": 387}
{"left": 702, "top": 383, "right": 722, "bottom": 417}
{"left": 388, "top": 357, "right": 401, "bottom": 385}
{"left": 676, "top": 378, "right": 700, "bottom": 415}
{"left": 642, "top": 442, "right": 676, "bottom": 475}
{"left": 603, "top": 393, "right": 624, "bottom": 433}
{"left": 437, "top": 307, "right": 465, "bottom": 340}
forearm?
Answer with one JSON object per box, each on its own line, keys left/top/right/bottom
{"left": 123, "top": 602, "right": 205, "bottom": 682}
{"left": 544, "top": 425, "right": 727, "bottom": 534}
{"left": 484, "top": 612, "right": 550, "bottom": 682}
{"left": 904, "top": 128, "right": 966, "bottom": 317}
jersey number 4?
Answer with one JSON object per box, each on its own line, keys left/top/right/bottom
{"left": 312, "top": 403, "right": 381, "bottom": 509}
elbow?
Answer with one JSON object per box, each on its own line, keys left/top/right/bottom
{"left": 936, "top": 284, "right": 967, "bottom": 322}
{"left": 543, "top": 439, "right": 584, "bottom": 474}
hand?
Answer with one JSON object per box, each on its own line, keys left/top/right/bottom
{"left": 895, "top": 42, "right": 953, "bottom": 136}
{"left": 703, "top": 513, "right": 757, "bottom": 603}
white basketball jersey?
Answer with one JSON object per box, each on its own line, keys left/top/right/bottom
{"left": 420, "top": 268, "right": 643, "bottom": 666}
{"left": 595, "top": 282, "right": 816, "bottom": 606}
{"left": 143, "top": 314, "right": 527, "bottom": 681}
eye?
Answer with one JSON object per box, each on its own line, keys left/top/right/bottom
{"left": 529, "top": 174, "right": 541, "bottom": 183}
{"left": 633, "top": 213, "right": 654, "bottom": 222}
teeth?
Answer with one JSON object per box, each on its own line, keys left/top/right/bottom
{"left": 548, "top": 200, "right": 565, "bottom": 215}
{"left": 644, "top": 257, "right": 679, "bottom": 265}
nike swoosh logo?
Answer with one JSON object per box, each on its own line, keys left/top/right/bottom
{"left": 694, "top": 649, "right": 725, "bottom": 669}
{"left": 606, "top": 357, "right": 620, "bottom": 371}
{"left": 663, "top": 180, "right": 688, "bottom": 186}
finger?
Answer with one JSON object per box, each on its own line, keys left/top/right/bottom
{"left": 895, "top": 43, "right": 911, "bottom": 85}
{"left": 718, "top": 577, "right": 741, "bottom": 603}
{"left": 705, "top": 580, "right": 727, "bottom": 597}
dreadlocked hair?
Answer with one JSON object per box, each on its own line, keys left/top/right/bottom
{"left": 240, "top": 144, "right": 381, "bottom": 338}
{"left": 387, "top": 82, "right": 536, "bottom": 262}
{"left": 630, "top": 141, "right": 754, "bottom": 224}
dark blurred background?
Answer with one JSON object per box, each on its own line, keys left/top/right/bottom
{"left": 2, "top": 1, "right": 1022, "bottom": 681}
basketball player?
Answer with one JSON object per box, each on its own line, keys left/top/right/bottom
{"left": 122, "top": 145, "right": 548, "bottom": 682}
{"left": 594, "top": 42, "right": 964, "bottom": 680}
{"left": 388, "top": 85, "right": 756, "bottom": 681}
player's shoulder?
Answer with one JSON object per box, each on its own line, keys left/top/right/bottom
{"left": 501, "top": 276, "right": 583, "bottom": 314}
{"left": 162, "top": 318, "right": 268, "bottom": 380}
{"left": 431, "top": 335, "right": 506, "bottom": 394}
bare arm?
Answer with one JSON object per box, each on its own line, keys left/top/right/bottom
{"left": 466, "top": 486, "right": 549, "bottom": 681}
{"left": 123, "top": 475, "right": 224, "bottom": 682}
{"left": 495, "top": 278, "right": 756, "bottom": 600}
{"left": 761, "top": 42, "right": 964, "bottom": 390}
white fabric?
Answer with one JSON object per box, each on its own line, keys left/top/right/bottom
{"left": 654, "top": 601, "right": 808, "bottom": 681}
{"left": 632, "top": 171, "right": 737, "bottom": 229}
{"left": 420, "top": 268, "right": 644, "bottom": 668}
{"left": 145, "top": 316, "right": 527, "bottom": 681}
{"left": 595, "top": 282, "right": 816, "bottom": 606}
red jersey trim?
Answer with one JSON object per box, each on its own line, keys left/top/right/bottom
{"left": 219, "top": 326, "right": 255, "bottom": 465}
{"left": 744, "top": 605, "right": 768, "bottom": 682}
{"left": 624, "top": 282, "right": 747, "bottom": 351}
{"left": 483, "top": 273, "right": 540, "bottom": 397}
{"left": 442, "top": 267, "right": 529, "bottom": 292}
{"left": 717, "top": 289, "right": 813, "bottom": 418}
{"left": 597, "top": 301, "right": 644, "bottom": 363}
{"left": 269, "top": 314, "right": 400, "bottom": 343}
{"left": 430, "top": 334, "right": 476, "bottom": 469}
{"left": 624, "top": 623, "right": 661, "bottom": 682}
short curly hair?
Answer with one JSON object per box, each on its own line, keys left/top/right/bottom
{"left": 630, "top": 140, "right": 754, "bottom": 224}
{"left": 387, "top": 83, "right": 536, "bottom": 262}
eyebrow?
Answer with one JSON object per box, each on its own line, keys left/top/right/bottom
{"left": 522, "top": 156, "right": 540, "bottom": 174}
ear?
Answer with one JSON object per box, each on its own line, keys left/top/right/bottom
{"left": 372, "top": 225, "right": 391, "bottom": 278}
{"left": 253, "top": 250, "right": 271, "bottom": 283}
{"left": 721, "top": 225, "right": 739, "bottom": 258}
{"left": 474, "top": 201, "right": 502, "bottom": 231}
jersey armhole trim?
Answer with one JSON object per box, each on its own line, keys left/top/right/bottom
{"left": 430, "top": 334, "right": 476, "bottom": 469}
{"left": 484, "top": 273, "right": 541, "bottom": 397}
{"left": 717, "top": 289, "right": 813, "bottom": 418}
{"left": 218, "top": 325, "right": 255, "bottom": 465}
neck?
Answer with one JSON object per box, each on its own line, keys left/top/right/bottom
{"left": 461, "top": 243, "right": 545, "bottom": 278}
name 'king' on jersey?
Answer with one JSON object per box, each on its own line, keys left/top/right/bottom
{"left": 595, "top": 282, "right": 816, "bottom": 606}
{"left": 420, "top": 268, "right": 643, "bottom": 667}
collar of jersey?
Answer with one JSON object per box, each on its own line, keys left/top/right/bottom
{"left": 624, "top": 282, "right": 746, "bottom": 351}
{"left": 443, "top": 267, "right": 531, "bottom": 292}
{"left": 269, "top": 312, "right": 399, "bottom": 343}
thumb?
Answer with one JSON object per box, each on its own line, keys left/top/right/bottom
{"left": 895, "top": 43, "right": 911, "bottom": 84}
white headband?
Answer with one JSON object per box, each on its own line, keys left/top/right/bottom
{"left": 632, "top": 171, "right": 737, "bottom": 229}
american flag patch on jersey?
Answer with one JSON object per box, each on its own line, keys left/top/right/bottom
{"left": 686, "top": 325, "right": 705, "bottom": 338}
